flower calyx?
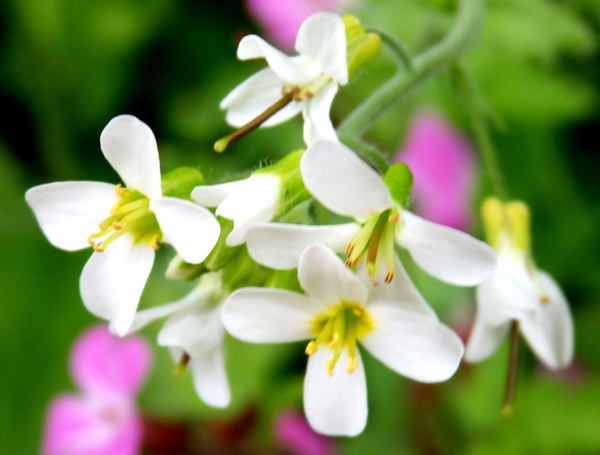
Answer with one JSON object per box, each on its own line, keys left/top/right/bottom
{"left": 343, "top": 15, "right": 382, "bottom": 78}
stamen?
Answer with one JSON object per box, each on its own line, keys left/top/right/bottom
{"left": 115, "top": 184, "right": 129, "bottom": 198}
{"left": 174, "top": 352, "right": 190, "bottom": 375}
{"left": 150, "top": 234, "right": 161, "bottom": 251}
{"left": 304, "top": 91, "right": 314, "bottom": 99}
{"left": 93, "top": 243, "right": 106, "bottom": 253}
{"left": 326, "top": 360, "right": 335, "bottom": 376}
{"left": 540, "top": 296, "right": 550, "bottom": 304}
{"left": 346, "top": 243, "right": 355, "bottom": 257}
{"left": 87, "top": 234, "right": 95, "bottom": 245}
{"left": 305, "top": 341, "right": 318, "bottom": 356}
{"left": 352, "top": 307, "right": 362, "bottom": 317}
{"left": 347, "top": 356, "right": 359, "bottom": 373}
{"left": 389, "top": 212, "right": 400, "bottom": 223}
{"left": 329, "top": 331, "right": 340, "bottom": 348}
{"left": 385, "top": 271, "right": 395, "bottom": 283}
{"left": 112, "top": 220, "right": 125, "bottom": 230}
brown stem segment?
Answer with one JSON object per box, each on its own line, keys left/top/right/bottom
{"left": 214, "top": 92, "right": 295, "bottom": 152}
{"left": 502, "top": 320, "right": 519, "bottom": 417}
{"left": 174, "top": 352, "right": 191, "bottom": 375}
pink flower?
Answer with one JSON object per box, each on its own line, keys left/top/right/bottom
{"left": 274, "top": 410, "right": 336, "bottom": 455}
{"left": 244, "top": 0, "right": 345, "bottom": 50}
{"left": 395, "top": 112, "right": 475, "bottom": 232}
{"left": 43, "top": 325, "right": 152, "bottom": 455}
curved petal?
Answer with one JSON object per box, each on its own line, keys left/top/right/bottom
{"left": 223, "top": 288, "right": 319, "bottom": 342}
{"left": 80, "top": 234, "right": 155, "bottom": 337}
{"left": 361, "top": 304, "right": 464, "bottom": 382}
{"left": 300, "top": 141, "right": 392, "bottom": 221}
{"left": 151, "top": 197, "right": 220, "bottom": 264}
{"left": 464, "top": 313, "right": 510, "bottom": 363}
{"left": 100, "top": 115, "right": 162, "bottom": 199}
{"left": 189, "top": 346, "right": 231, "bottom": 408}
{"left": 246, "top": 222, "right": 360, "bottom": 269}
{"left": 237, "top": 35, "right": 322, "bottom": 83}
{"left": 519, "top": 271, "right": 574, "bottom": 369}
{"left": 127, "top": 300, "right": 192, "bottom": 334}
{"left": 220, "top": 67, "right": 303, "bottom": 128}
{"left": 299, "top": 244, "right": 367, "bottom": 306}
{"left": 71, "top": 325, "right": 152, "bottom": 397}
{"left": 25, "top": 181, "right": 119, "bottom": 251}
{"left": 304, "top": 347, "right": 367, "bottom": 437}
{"left": 295, "top": 12, "right": 348, "bottom": 84}
{"left": 191, "top": 180, "right": 246, "bottom": 207}
{"left": 302, "top": 81, "right": 338, "bottom": 146}
{"left": 397, "top": 210, "right": 497, "bottom": 286}
{"left": 362, "top": 257, "right": 436, "bottom": 318}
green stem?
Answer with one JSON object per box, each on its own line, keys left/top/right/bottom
{"left": 337, "top": 0, "right": 483, "bottom": 140}
{"left": 502, "top": 320, "right": 520, "bottom": 418}
{"left": 452, "top": 62, "right": 509, "bottom": 201}
{"left": 367, "top": 28, "right": 413, "bottom": 71}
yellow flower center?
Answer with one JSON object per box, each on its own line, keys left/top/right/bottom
{"left": 345, "top": 208, "right": 398, "bottom": 284}
{"left": 87, "top": 184, "right": 162, "bottom": 252}
{"left": 305, "top": 301, "right": 374, "bottom": 376}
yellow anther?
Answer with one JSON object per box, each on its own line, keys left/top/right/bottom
{"left": 352, "top": 307, "right": 362, "bottom": 317}
{"left": 346, "top": 243, "right": 355, "bottom": 257}
{"left": 110, "top": 208, "right": 119, "bottom": 219}
{"left": 326, "top": 360, "right": 335, "bottom": 376}
{"left": 115, "top": 183, "right": 130, "bottom": 198}
{"left": 174, "top": 352, "right": 190, "bottom": 375}
{"left": 93, "top": 243, "right": 106, "bottom": 253}
{"left": 305, "top": 91, "right": 314, "bottom": 99}
{"left": 112, "top": 220, "right": 125, "bottom": 230}
{"left": 87, "top": 234, "right": 95, "bottom": 245}
{"left": 385, "top": 270, "right": 395, "bottom": 283}
{"left": 345, "top": 256, "right": 361, "bottom": 267}
{"left": 368, "top": 273, "right": 379, "bottom": 286}
{"left": 329, "top": 332, "right": 340, "bottom": 348}
{"left": 389, "top": 213, "right": 399, "bottom": 223}
{"left": 149, "top": 234, "right": 161, "bottom": 251}
{"left": 305, "top": 341, "right": 318, "bottom": 356}
{"left": 540, "top": 296, "right": 550, "bottom": 304}
{"left": 292, "top": 87, "right": 302, "bottom": 101}
{"left": 347, "top": 356, "right": 359, "bottom": 373}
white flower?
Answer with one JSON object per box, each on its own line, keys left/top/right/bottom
{"left": 220, "top": 12, "right": 348, "bottom": 146}
{"left": 223, "top": 244, "right": 464, "bottom": 436}
{"left": 128, "top": 273, "right": 230, "bottom": 407}
{"left": 25, "top": 115, "right": 221, "bottom": 336}
{"left": 247, "top": 140, "right": 496, "bottom": 287}
{"left": 465, "top": 198, "right": 574, "bottom": 369}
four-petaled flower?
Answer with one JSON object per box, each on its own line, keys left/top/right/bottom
{"left": 465, "top": 198, "right": 574, "bottom": 369}
{"left": 128, "top": 272, "right": 231, "bottom": 408}
{"left": 223, "top": 244, "right": 464, "bottom": 436}
{"left": 247, "top": 140, "right": 496, "bottom": 287}
{"left": 220, "top": 13, "right": 348, "bottom": 146}
{"left": 26, "top": 115, "right": 221, "bottom": 335}
{"left": 43, "top": 325, "right": 151, "bottom": 455}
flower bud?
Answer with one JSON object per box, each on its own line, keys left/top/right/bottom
{"left": 343, "top": 15, "right": 382, "bottom": 78}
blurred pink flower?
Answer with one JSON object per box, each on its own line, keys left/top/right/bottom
{"left": 395, "top": 112, "right": 475, "bottom": 232}
{"left": 43, "top": 325, "right": 152, "bottom": 455}
{"left": 274, "top": 410, "right": 336, "bottom": 455}
{"left": 244, "top": 0, "right": 345, "bottom": 50}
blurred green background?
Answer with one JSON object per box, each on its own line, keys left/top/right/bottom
{"left": 2, "top": 0, "right": 600, "bottom": 453}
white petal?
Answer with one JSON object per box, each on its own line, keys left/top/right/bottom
{"left": 464, "top": 313, "right": 510, "bottom": 363}
{"left": 304, "top": 347, "right": 367, "bottom": 436}
{"left": 220, "top": 68, "right": 303, "bottom": 128}
{"left": 397, "top": 210, "right": 497, "bottom": 286}
{"left": 363, "top": 257, "right": 436, "bottom": 318}
{"left": 151, "top": 197, "right": 220, "bottom": 264}
{"left": 191, "top": 180, "right": 246, "bottom": 207}
{"left": 237, "top": 35, "right": 322, "bottom": 83}
{"left": 99, "top": 115, "right": 162, "bottom": 199}
{"left": 158, "top": 304, "right": 224, "bottom": 358}
{"left": 302, "top": 81, "right": 338, "bottom": 146}
{"left": 295, "top": 13, "right": 348, "bottom": 84}
{"left": 361, "top": 304, "right": 464, "bottom": 382}
{"left": 216, "top": 176, "right": 281, "bottom": 246}
{"left": 300, "top": 141, "right": 393, "bottom": 221}
{"left": 189, "top": 346, "right": 231, "bottom": 408}
{"left": 299, "top": 245, "right": 367, "bottom": 306}
{"left": 80, "top": 234, "right": 155, "bottom": 336}
{"left": 127, "top": 299, "right": 192, "bottom": 334}
{"left": 246, "top": 222, "right": 360, "bottom": 269}
{"left": 223, "top": 288, "right": 319, "bottom": 342}
{"left": 25, "top": 181, "right": 118, "bottom": 251}
{"left": 519, "top": 271, "right": 574, "bottom": 369}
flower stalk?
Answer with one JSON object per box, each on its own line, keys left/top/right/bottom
{"left": 502, "top": 320, "right": 520, "bottom": 418}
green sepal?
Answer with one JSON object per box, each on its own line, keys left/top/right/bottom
{"left": 383, "top": 162, "right": 413, "bottom": 207}
{"left": 254, "top": 149, "right": 304, "bottom": 177}
{"left": 165, "top": 255, "right": 207, "bottom": 281}
{"left": 264, "top": 269, "right": 303, "bottom": 293}
{"left": 222, "top": 247, "right": 270, "bottom": 291}
{"left": 203, "top": 217, "right": 240, "bottom": 271}
{"left": 161, "top": 167, "right": 204, "bottom": 200}
{"left": 343, "top": 15, "right": 382, "bottom": 79}
{"left": 277, "top": 169, "right": 310, "bottom": 218}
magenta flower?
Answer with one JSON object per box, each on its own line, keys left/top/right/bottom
{"left": 244, "top": 0, "right": 345, "bottom": 50}
{"left": 395, "top": 112, "right": 475, "bottom": 232}
{"left": 274, "top": 410, "right": 336, "bottom": 455}
{"left": 43, "top": 325, "right": 152, "bottom": 455}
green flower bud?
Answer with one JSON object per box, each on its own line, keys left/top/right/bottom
{"left": 383, "top": 162, "right": 413, "bottom": 207}
{"left": 343, "top": 14, "right": 382, "bottom": 78}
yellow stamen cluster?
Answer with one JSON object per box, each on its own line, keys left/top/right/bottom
{"left": 306, "top": 301, "right": 374, "bottom": 376}
{"left": 345, "top": 209, "right": 398, "bottom": 285}
{"left": 282, "top": 73, "right": 332, "bottom": 102}
{"left": 87, "top": 184, "right": 162, "bottom": 252}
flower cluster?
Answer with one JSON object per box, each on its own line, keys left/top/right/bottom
{"left": 28, "top": 11, "right": 573, "bottom": 439}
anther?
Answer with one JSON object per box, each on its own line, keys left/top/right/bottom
{"left": 385, "top": 270, "right": 395, "bottom": 283}
{"left": 93, "top": 243, "right": 106, "bottom": 253}
{"left": 540, "top": 296, "right": 550, "bottom": 304}
{"left": 326, "top": 360, "right": 335, "bottom": 376}
{"left": 115, "top": 184, "right": 129, "bottom": 198}
{"left": 346, "top": 243, "right": 355, "bottom": 257}
{"left": 347, "top": 356, "right": 359, "bottom": 373}
{"left": 368, "top": 273, "right": 379, "bottom": 286}
{"left": 352, "top": 307, "right": 362, "bottom": 317}
{"left": 345, "top": 256, "right": 361, "bottom": 267}
{"left": 87, "top": 234, "right": 95, "bottom": 245}
{"left": 110, "top": 208, "right": 119, "bottom": 218}
{"left": 305, "top": 91, "right": 314, "bottom": 99}
{"left": 150, "top": 234, "right": 161, "bottom": 251}
{"left": 174, "top": 352, "right": 191, "bottom": 375}
{"left": 305, "top": 341, "right": 318, "bottom": 356}
{"left": 389, "top": 213, "right": 400, "bottom": 223}
{"left": 329, "top": 332, "right": 340, "bottom": 348}
{"left": 112, "top": 220, "right": 125, "bottom": 230}
{"left": 292, "top": 87, "right": 302, "bottom": 102}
